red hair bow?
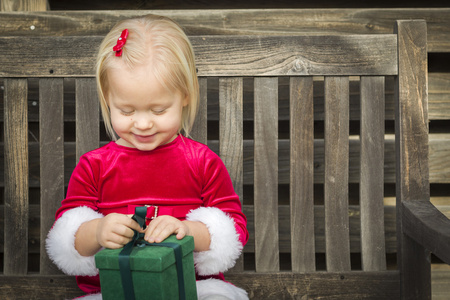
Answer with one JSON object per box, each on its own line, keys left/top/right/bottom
{"left": 113, "top": 29, "right": 129, "bottom": 57}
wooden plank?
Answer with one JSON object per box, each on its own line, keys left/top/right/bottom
{"left": 324, "top": 76, "right": 351, "bottom": 271}
{"left": 428, "top": 135, "right": 450, "bottom": 183}
{"left": 3, "top": 78, "right": 28, "bottom": 275}
{"left": 39, "top": 78, "right": 64, "bottom": 275}
{"left": 432, "top": 270, "right": 450, "bottom": 300}
{"left": 1, "top": 0, "right": 48, "bottom": 11}
{"left": 0, "top": 9, "right": 448, "bottom": 52}
{"left": 395, "top": 20, "right": 431, "bottom": 300}
{"left": 0, "top": 35, "right": 398, "bottom": 77}
{"left": 226, "top": 271, "right": 401, "bottom": 299}
{"left": 190, "top": 77, "right": 207, "bottom": 144}
{"left": 429, "top": 73, "right": 450, "bottom": 120}
{"left": 0, "top": 271, "right": 443, "bottom": 299}
{"left": 75, "top": 78, "right": 99, "bottom": 162}
{"left": 290, "top": 77, "right": 315, "bottom": 272}
{"left": 219, "top": 77, "right": 243, "bottom": 198}
{"left": 254, "top": 77, "right": 279, "bottom": 272}
{"left": 218, "top": 77, "right": 244, "bottom": 271}
{"left": 195, "top": 35, "right": 398, "bottom": 77}
{"left": 360, "top": 76, "right": 386, "bottom": 271}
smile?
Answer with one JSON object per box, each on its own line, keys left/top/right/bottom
{"left": 133, "top": 133, "right": 156, "bottom": 142}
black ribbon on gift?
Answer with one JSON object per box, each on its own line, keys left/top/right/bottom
{"left": 118, "top": 206, "right": 186, "bottom": 300}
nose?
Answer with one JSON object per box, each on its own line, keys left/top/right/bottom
{"left": 133, "top": 112, "right": 153, "bottom": 130}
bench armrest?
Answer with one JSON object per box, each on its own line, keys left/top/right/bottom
{"left": 402, "top": 200, "right": 450, "bottom": 264}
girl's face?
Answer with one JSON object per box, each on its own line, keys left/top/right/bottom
{"left": 106, "top": 62, "right": 188, "bottom": 151}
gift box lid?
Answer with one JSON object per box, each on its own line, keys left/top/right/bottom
{"left": 95, "top": 235, "right": 194, "bottom": 272}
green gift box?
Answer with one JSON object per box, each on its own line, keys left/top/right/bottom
{"left": 95, "top": 235, "right": 197, "bottom": 300}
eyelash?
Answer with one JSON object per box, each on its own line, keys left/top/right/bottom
{"left": 152, "top": 109, "right": 166, "bottom": 115}
{"left": 119, "top": 109, "right": 166, "bottom": 116}
{"left": 120, "top": 110, "right": 134, "bottom": 116}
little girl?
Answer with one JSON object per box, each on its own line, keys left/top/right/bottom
{"left": 46, "top": 14, "right": 248, "bottom": 300}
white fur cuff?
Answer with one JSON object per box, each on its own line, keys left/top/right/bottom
{"left": 45, "top": 206, "right": 104, "bottom": 276}
{"left": 186, "top": 207, "right": 243, "bottom": 275}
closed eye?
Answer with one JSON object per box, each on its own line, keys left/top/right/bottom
{"left": 152, "top": 108, "right": 167, "bottom": 115}
{"left": 120, "top": 109, "right": 134, "bottom": 116}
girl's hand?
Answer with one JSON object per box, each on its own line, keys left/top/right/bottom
{"left": 144, "top": 215, "right": 190, "bottom": 243}
{"left": 96, "top": 213, "right": 143, "bottom": 249}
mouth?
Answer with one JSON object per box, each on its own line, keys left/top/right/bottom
{"left": 133, "top": 133, "right": 156, "bottom": 143}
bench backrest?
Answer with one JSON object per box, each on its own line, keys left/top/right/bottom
{"left": 0, "top": 19, "right": 433, "bottom": 299}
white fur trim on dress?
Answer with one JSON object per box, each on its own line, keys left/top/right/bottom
{"left": 197, "top": 278, "right": 249, "bottom": 300}
{"left": 74, "top": 293, "right": 103, "bottom": 300}
{"left": 186, "top": 207, "right": 243, "bottom": 276}
{"left": 45, "top": 206, "right": 104, "bottom": 276}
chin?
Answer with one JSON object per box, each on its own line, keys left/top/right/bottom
{"left": 135, "top": 144, "right": 159, "bottom": 151}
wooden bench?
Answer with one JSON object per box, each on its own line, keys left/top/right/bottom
{"left": 0, "top": 18, "right": 449, "bottom": 299}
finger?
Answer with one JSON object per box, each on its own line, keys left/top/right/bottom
{"left": 175, "top": 227, "right": 187, "bottom": 240}
{"left": 144, "top": 216, "right": 167, "bottom": 242}
{"left": 111, "top": 224, "right": 135, "bottom": 238}
{"left": 145, "top": 222, "right": 168, "bottom": 243}
{"left": 153, "top": 225, "right": 177, "bottom": 243}
{"left": 102, "top": 233, "right": 132, "bottom": 249}
{"left": 123, "top": 215, "right": 145, "bottom": 232}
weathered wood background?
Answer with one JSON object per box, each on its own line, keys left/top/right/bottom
{"left": 0, "top": 0, "right": 449, "bottom": 299}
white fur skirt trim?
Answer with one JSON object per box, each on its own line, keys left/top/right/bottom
{"left": 186, "top": 207, "right": 243, "bottom": 276}
{"left": 46, "top": 206, "right": 104, "bottom": 276}
{"left": 197, "top": 278, "right": 249, "bottom": 300}
{"left": 73, "top": 293, "right": 102, "bottom": 300}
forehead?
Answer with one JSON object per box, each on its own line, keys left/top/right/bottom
{"left": 106, "top": 60, "right": 182, "bottom": 106}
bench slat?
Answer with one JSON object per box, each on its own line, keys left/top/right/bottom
{"left": 75, "top": 78, "right": 99, "bottom": 162}
{"left": 360, "top": 76, "right": 387, "bottom": 271}
{"left": 39, "top": 78, "right": 65, "bottom": 275}
{"left": 0, "top": 35, "right": 398, "bottom": 77}
{"left": 0, "top": 271, "right": 401, "bottom": 300}
{"left": 227, "top": 271, "right": 401, "bottom": 299}
{"left": 218, "top": 77, "right": 244, "bottom": 271}
{"left": 219, "top": 77, "right": 243, "bottom": 198}
{"left": 290, "top": 77, "right": 315, "bottom": 272}
{"left": 0, "top": 9, "right": 448, "bottom": 52}
{"left": 190, "top": 77, "right": 207, "bottom": 144}
{"left": 324, "top": 76, "right": 351, "bottom": 271}
{"left": 3, "top": 78, "right": 28, "bottom": 275}
{"left": 254, "top": 77, "right": 279, "bottom": 272}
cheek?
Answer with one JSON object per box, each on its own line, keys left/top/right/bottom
{"left": 162, "top": 111, "right": 183, "bottom": 128}
{"left": 110, "top": 112, "right": 132, "bottom": 131}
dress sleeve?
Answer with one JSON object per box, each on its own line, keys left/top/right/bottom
{"left": 186, "top": 149, "right": 249, "bottom": 275}
{"left": 55, "top": 155, "right": 100, "bottom": 219}
{"left": 46, "top": 155, "right": 103, "bottom": 276}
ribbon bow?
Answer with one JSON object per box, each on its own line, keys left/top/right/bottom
{"left": 118, "top": 207, "right": 187, "bottom": 300}
{"left": 113, "top": 29, "right": 129, "bottom": 57}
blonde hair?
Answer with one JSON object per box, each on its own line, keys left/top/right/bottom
{"left": 96, "top": 14, "right": 199, "bottom": 139}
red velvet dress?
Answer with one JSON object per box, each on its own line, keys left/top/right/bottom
{"left": 55, "top": 135, "right": 248, "bottom": 294}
